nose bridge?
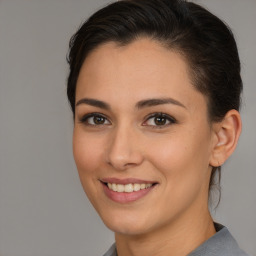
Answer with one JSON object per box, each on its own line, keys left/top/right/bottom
{"left": 106, "top": 122, "right": 143, "bottom": 170}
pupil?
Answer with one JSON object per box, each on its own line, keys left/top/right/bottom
{"left": 155, "top": 116, "right": 166, "bottom": 125}
{"left": 94, "top": 116, "right": 104, "bottom": 124}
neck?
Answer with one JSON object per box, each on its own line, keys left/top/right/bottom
{"left": 115, "top": 207, "right": 216, "bottom": 256}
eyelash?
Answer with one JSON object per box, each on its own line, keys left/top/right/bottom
{"left": 143, "top": 112, "right": 177, "bottom": 128}
{"left": 79, "top": 112, "right": 176, "bottom": 128}
{"left": 79, "top": 113, "right": 111, "bottom": 126}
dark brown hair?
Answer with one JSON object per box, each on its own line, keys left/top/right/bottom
{"left": 67, "top": 0, "right": 242, "bottom": 204}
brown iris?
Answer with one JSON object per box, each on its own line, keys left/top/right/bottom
{"left": 94, "top": 116, "right": 105, "bottom": 124}
{"left": 154, "top": 116, "right": 167, "bottom": 125}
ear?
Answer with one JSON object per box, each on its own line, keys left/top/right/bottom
{"left": 210, "top": 109, "right": 242, "bottom": 167}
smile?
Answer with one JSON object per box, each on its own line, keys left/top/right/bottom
{"left": 107, "top": 183, "right": 153, "bottom": 193}
{"left": 101, "top": 178, "right": 158, "bottom": 203}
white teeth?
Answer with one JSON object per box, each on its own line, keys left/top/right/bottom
{"left": 112, "top": 183, "right": 117, "bottom": 192}
{"left": 140, "top": 184, "right": 146, "bottom": 189}
{"left": 124, "top": 184, "right": 133, "bottom": 192}
{"left": 107, "top": 183, "right": 153, "bottom": 193}
{"left": 117, "top": 184, "right": 125, "bottom": 192}
{"left": 134, "top": 183, "right": 141, "bottom": 191}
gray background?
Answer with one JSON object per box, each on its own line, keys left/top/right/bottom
{"left": 0, "top": 0, "right": 255, "bottom": 255}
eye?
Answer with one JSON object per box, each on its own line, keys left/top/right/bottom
{"left": 79, "top": 113, "right": 111, "bottom": 126}
{"left": 143, "top": 113, "right": 176, "bottom": 127}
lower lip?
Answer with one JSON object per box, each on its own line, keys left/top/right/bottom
{"left": 102, "top": 183, "right": 156, "bottom": 203}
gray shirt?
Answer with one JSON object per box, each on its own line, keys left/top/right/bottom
{"left": 103, "top": 223, "right": 250, "bottom": 256}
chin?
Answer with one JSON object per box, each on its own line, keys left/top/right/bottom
{"left": 98, "top": 208, "right": 157, "bottom": 236}
{"left": 105, "top": 221, "right": 150, "bottom": 236}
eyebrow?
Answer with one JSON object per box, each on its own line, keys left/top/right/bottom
{"left": 75, "top": 97, "right": 186, "bottom": 110}
{"left": 76, "top": 98, "right": 111, "bottom": 110}
{"left": 136, "top": 98, "right": 186, "bottom": 109}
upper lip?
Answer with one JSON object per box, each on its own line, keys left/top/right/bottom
{"left": 100, "top": 177, "right": 158, "bottom": 185}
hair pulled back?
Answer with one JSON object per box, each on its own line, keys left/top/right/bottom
{"left": 67, "top": 0, "right": 242, "bottom": 203}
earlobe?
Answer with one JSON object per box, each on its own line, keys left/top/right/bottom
{"left": 210, "top": 110, "right": 242, "bottom": 167}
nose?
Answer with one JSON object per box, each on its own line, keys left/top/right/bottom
{"left": 105, "top": 125, "right": 144, "bottom": 171}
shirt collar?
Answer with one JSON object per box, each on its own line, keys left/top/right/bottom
{"left": 103, "top": 223, "right": 249, "bottom": 256}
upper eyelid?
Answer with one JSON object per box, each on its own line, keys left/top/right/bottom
{"left": 144, "top": 112, "right": 176, "bottom": 122}
{"left": 79, "top": 112, "right": 109, "bottom": 118}
{"left": 79, "top": 112, "right": 111, "bottom": 123}
{"left": 78, "top": 112, "right": 176, "bottom": 124}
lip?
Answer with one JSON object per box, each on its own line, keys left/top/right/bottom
{"left": 101, "top": 177, "right": 157, "bottom": 185}
{"left": 100, "top": 178, "right": 158, "bottom": 204}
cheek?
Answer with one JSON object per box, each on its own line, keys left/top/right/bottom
{"left": 141, "top": 130, "right": 212, "bottom": 225}
{"left": 146, "top": 127, "right": 212, "bottom": 193}
{"left": 147, "top": 133, "right": 206, "bottom": 169}
{"left": 73, "top": 129, "right": 104, "bottom": 180}
{"left": 72, "top": 129, "right": 107, "bottom": 207}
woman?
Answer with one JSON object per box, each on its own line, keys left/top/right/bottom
{"left": 67, "top": 0, "right": 249, "bottom": 255}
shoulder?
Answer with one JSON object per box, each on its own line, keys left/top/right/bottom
{"left": 102, "top": 243, "right": 117, "bottom": 256}
{"left": 102, "top": 223, "right": 250, "bottom": 256}
{"left": 188, "top": 223, "right": 250, "bottom": 256}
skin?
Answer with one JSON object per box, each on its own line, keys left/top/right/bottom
{"left": 73, "top": 38, "right": 241, "bottom": 256}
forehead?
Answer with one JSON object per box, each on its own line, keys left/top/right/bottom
{"left": 76, "top": 38, "right": 206, "bottom": 112}
{"left": 79, "top": 38, "right": 189, "bottom": 79}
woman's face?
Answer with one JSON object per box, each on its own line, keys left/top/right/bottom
{"left": 73, "top": 38, "right": 216, "bottom": 236}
